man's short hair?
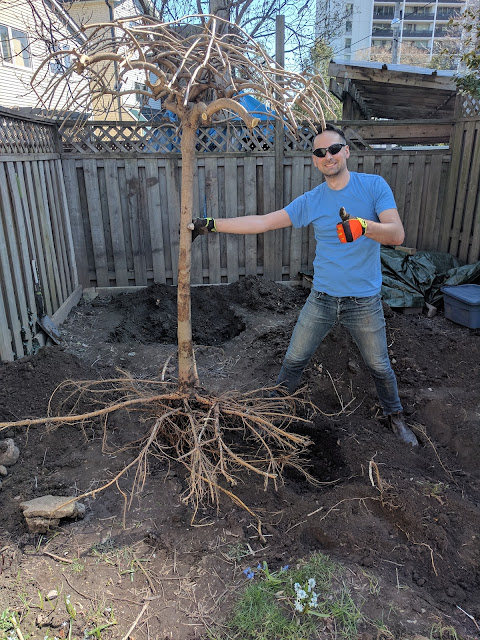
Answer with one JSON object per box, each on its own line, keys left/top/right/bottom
{"left": 319, "top": 123, "right": 347, "bottom": 144}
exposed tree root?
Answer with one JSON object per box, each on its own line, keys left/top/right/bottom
{"left": 0, "top": 374, "right": 318, "bottom": 536}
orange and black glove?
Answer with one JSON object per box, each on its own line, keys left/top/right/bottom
{"left": 190, "top": 217, "right": 216, "bottom": 241}
{"left": 336, "top": 217, "right": 368, "bottom": 243}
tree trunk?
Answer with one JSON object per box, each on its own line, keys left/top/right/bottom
{"left": 177, "top": 122, "right": 199, "bottom": 391}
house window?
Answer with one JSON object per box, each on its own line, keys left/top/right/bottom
{"left": 135, "top": 82, "right": 148, "bottom": 105}
{"left": 0, "top": 25, "right": 32, "bottom": 68}
{"left": 346, "top": 3, "right": 353, "bottom": 16}
{"left": 346, "top": 20, "right": 352, "bottom": 33}
{"left": 345, "top": 38, "right": 352, "bottom": 51}
{"left": 49, "top": 44, "right": 71, "bottom": 75}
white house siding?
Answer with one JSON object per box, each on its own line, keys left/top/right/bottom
{"left": 0, "top": 0, "right": 86, "bottom": 113}
{"left": 65, "top": 0, "right": 160, "bottom": 120}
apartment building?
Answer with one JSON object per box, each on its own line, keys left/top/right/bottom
{"left": 318, "top": 0, "right": 465, "bottom": 66}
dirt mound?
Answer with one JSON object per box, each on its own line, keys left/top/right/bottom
{"left": 1, "top": 278, "right": 480, "bottom": 640}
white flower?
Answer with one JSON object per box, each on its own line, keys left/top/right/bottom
{"left": 294, "top": 600, "right": 305, "bottom": 612}
{"left": 307, "top": 578, "right": 316, "bottom": 592}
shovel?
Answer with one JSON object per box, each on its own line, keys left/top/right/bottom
{"left": 32, "top": 260, "right": 61, "bottom": 344}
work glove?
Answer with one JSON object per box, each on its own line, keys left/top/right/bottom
{"left": 336, "top": 217, "right": 368, "bottom": 243}
{"left": 189, "top": 217, "right": 216, "bottom": 241}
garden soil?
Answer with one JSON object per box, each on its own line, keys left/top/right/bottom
{"left": 1, "top": 276, "right": 480, "bottom": 640}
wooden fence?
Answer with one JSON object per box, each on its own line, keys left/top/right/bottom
{"left": 441, "top": 117, "right": 480, "bottom": 264}
{"left": 2, "top": 110, "right": 480, "bottom": 362}
{"left": 62, "top": 146, "right": 452, "bottom": 288}
{"left": 0, "top": 110, "right": 80, "bottom": 361}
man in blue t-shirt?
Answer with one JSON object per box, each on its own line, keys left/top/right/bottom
{"left": 190, "top": 123, "right": 418, "bottom": 446}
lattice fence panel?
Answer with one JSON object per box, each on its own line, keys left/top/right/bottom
{"left": 60, "top": 121, "right": 321, "bottom": 154}
{"left": 0, "top": 114, "right": 58, "bottom": 154}
{"left": 460, "top": 94, "right": 480, "bottom": 117}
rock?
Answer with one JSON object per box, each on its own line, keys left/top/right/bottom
{"left": 0, "top": 439, "right": 19, "bottom": 466}
{"left": 0, "top": 465, "right": 7, "bottom": 476}
{"left": 20, "top": 495, "right": 85, "bottom": 533}
{"left": 25, "top": 517, "right": 61, "bottom": 533}
{"left": 46, "top": 590, "right": 58, "bottom": 600}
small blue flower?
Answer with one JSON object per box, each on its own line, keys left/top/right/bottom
{"left": 243, "top": 567, "right": 255, "bottom": 579}
{"left": 294, "top": 600, "right": 305, "bottom": 612}
{"left": 307, "top": 577, "right": 316, "bottom": 592}
{"left": 257, "top": 563, "right": 262, "bottom": 570}
{"left": 280, "top": 564, "right": 289, "bottom": 571}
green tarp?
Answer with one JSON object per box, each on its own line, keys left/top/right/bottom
{"left": 380, "top": 248, "right": 480, "bottom": 309}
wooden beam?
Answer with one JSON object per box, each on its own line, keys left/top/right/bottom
{"left": 338, "top": 119, "right": 454, "bottom": 144}
{"left": 329, "top": 61, "right": 457, "bottom": 91}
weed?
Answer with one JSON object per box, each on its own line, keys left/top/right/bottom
{"left": 361, "top": 569, "right": 381, "bottom": 595}
{"left": 70, "top": 559, "right": 85, "bottom": 574}
{"left": 430, "top": 622, "right": 463, "bottom": 639}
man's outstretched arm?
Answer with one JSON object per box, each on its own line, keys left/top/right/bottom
{"left": 190, "top": 209, "right": 292, "bottom": 239}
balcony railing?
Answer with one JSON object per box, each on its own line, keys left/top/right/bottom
{"left": 401, "top": 29, "right": 433, "bottom": 37}
{"left": 403, "top": 12, "right": 435, "bottom": 19}
{"left": 435, "top": 12, "right": 461, "bottom": 19}
{"left": 435, "top": 28, "right": 461, "bottom": 36}
{"left": 372, "top": 28, "right": 394, "bottom": 36}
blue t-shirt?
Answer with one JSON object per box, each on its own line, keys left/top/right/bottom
{"left": 285, "top": 172, "right": 397, "bottom": 297}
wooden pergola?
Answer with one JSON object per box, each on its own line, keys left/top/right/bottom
{"left": 328, "top": 59, "right": 458, "bottom": 145}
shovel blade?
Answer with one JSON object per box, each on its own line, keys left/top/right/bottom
{"left": 37, "top": 314, "right": 61, "bottom": 344}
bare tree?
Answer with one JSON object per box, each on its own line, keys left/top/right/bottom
{"left": 33, "top": 13, "right": 335, "bottom": 389}
{"left": 25, "top": 14, "right": 337, "bottom": 520}
{"left": 137, "top": 0, "right": 351, "bottom": 67}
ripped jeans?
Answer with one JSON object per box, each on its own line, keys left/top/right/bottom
{"left": 276, "top": 290, "right": 403, "bottom": 415}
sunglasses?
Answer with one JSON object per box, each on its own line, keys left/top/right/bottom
{"left": 312, "top": 143, "right": 346, "bottom": 158}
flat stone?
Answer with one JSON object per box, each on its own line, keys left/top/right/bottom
{"left": 20, "top": 495, "right": 85, "bottom": 519}
{"left": 0, "top": 465, "right": 7, "bottom": 476}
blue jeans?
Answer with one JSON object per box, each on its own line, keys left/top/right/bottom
{"left": 276, "top": 291, "right": 403, "bottom": 415}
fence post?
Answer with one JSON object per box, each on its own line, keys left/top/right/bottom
{"left": 275, "top": 15, "right": 285, "bottom": 213}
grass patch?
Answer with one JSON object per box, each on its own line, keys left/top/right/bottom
{"left": 210, "top": 552, "right": 368, "bottom": 640}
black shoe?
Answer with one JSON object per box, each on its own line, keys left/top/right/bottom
{"left": 387, "top": 412, "right": 419, "bottom": 447}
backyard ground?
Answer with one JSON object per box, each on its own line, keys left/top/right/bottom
{"left": 0, "top": 276, "right": 479, "bottom": 640}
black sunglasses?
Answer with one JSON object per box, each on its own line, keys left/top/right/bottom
{"left": 312, "top": 143, "right": 346, "bottom": 158}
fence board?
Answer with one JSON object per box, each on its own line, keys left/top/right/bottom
{"left": 44, "top": 160, "right": 68, "bottom": 300}
{"left": 449, "top": 121, "right": 476, "bottom": 257}
{"left": 243, "top": 156, "right": 258, "bottom": 276}
{"left": 289, "top": 156, "right": 305, "bottom": 280}
{"left": 104, "top": 159, "right": 128, "bottom": 286}
{"left": 26, "top": 162, "right": 54, "bottom": 314}
{"left": 62, "top": 160, "right": 89, "bottom": 287}
{"left": 0, "top": 164, "right": 24, "bottom": 358}
{"left": 404, "top": 155, "right": 426, "bottom": 248}
{"left": 419, "top": 154, "right": 443, "bottom": 251}
{"left": 192, "top": 162, "right": 205, "bottom": 284}
{"left": 83, "top": 159, "right": 109, "bottom": 287}
{"left": 204, "top": 157, "right": 221, "bottom": 283}
{"left": 459, "top": 123, "right": 480, "bottom": 263}
{"left": 262, "top": 156, "right": 278, "bottom": 280}
{"left": 165, "top": 159, "right": 180, "bottom": 284}
{"left": 5, "top": 162, "right": 36, "bottom": 351}
{"left": 144, "top": 158, "right": 166, "bottom": 285}
{"left": 224, "top": 157, "right": 240, "bottom": 283}
{"left": 55, "top": 159, "right": 79, "bottom": 291}
{"left": 1, "top": 164, "right": 33, "bottom": 353}
{"left": 124, "top": 159, "right": 147, "bottom": 286}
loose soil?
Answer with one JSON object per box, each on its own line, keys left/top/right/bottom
{"left": 1, "top": 276, "right": 480, "bottom": 640}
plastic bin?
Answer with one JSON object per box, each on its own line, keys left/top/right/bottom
{"left": 441, "top": 284, "right": 480, "bottom": 329}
